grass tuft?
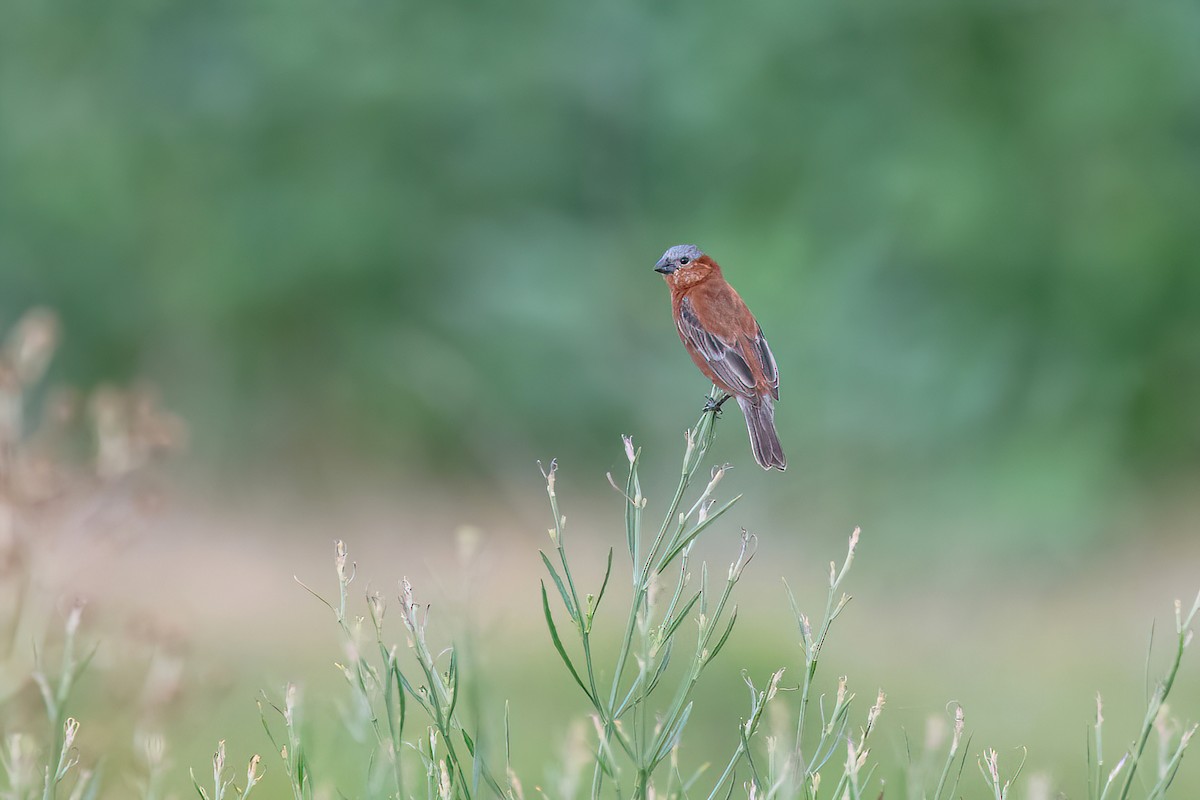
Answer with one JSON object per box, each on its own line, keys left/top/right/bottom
{"left": 0, "top": 310, "right": 1196, "bottom": 800}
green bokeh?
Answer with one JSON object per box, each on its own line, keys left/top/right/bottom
{"left": 2, "top": 0, "right": 1198, "bottom": 548}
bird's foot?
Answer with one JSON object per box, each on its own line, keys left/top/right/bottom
{"left": 703, "top": 393, "right": 733, "bottom": 416}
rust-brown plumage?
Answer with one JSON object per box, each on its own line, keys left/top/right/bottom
{"left": 654, "top": 244, "right": 785, "bottom": 471}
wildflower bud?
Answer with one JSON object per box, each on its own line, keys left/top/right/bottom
{"left": 622, "top": 435, "right": 636, "bottom": 465}
{"left": 65, "top": 599, "right": 85, "bottom": 637}
{"left": 702, "top": 464, "right": 728, "bottom": 498}
{"left": 1182, "top": 723, "right": 1197, "bottom": 748}
{"left": 766, "top": 668, "right": 785, "bottom": 703}
{"left": 335, "top": 540, "right": 349, "bottom": 582}
{"left": 952, "top": 705, "right": 965, "bottom": 751}
{"left": 247, "top": 754, "right": 262, "bottom": 785}
{"left": 836, "top": 676, "right": 847, "bottom": 706}
{"left": 834, "top": 592, "right": 851, "bottom": 615}
{"left": 63, "top": 718, "right": 79, "bottom": 750}
{"left": 399, "top": 578, "right": 416, "bottom": 630}
{"left": 137, "top": 731, "right": 166, "bottom": 769}
{"left": 538, "top": 459, "right": 557, "bottom": 496}
{"left": 798, "top": 613, "right": 812, "bottom": 649}
{"left": 729, "top": 530, "right": 755, "bottom": 581}
{"left": 214, "top": 739, "right": 226, "bottom": 777}
{"left": 368, "top": 592, "right": 386, "bottom": 626}
{"left": 284, "top": 684, "right": 300, "bottom": 727}
{"left": 1095, "top": 692, "right": 1103, "bottom": 724}
{"left": 810, "top": 773, "right": 820, "bottom": 794}
{"left": 983, "top": 748, "right": 1000, "bottom": 783}
{"left": 148, "top": 734, "right": 166, "bottom": 767}
{"left": 867, "top": 690, "right": 886, "bottom": 731}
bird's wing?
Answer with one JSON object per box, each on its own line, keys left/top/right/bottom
{"left": 755, "top": 327, "right": 780, "bottom": 400}
{"left": 677, "top": 296, "right": 757, "bottom": 396}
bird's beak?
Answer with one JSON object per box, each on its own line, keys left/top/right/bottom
{"left": 654, "top": 258, "right": 676, "bottom": 274}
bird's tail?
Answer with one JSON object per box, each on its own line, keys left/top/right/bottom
{"left": 736, "top": 395, "right": 786, "bottom": 471}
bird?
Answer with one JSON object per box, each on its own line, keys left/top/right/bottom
{"left": 654, "top": 244, "right": 786, "bottom": 471}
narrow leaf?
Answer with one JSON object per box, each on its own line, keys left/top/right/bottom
{"left": 540, "top": 551, "right": 578, "bottom": 622}
{"left": 706, "top": 608, "right": 739, "bottom": 665}
{"left": 540, "top": 582, "right": 596, "bottom": 705}
{"left": 446, "top": 647, "right": 460, "bottom": 721}
{"left": 593, "top": 548, "right": 615, "bottom": 618}
{"left": 189, "top": 769, "right": 210, "bottom": 800}
{"left": 645, "top": 642, "right": 674, "bottom": 698}
{"left": 624, "top": 449, "right": 641, "bottom": 562}
{"left": 657, "top": 495, "right": 742, "bottom": 574}
{"left": 651, "top": 702, "right": 695, "bottom": 770}
{"left": 662, "top": 592, "right": 703, "bottom": 642}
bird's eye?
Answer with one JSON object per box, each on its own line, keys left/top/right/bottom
{"left": 680, "top": 257, "right": 691, "bottom": 265}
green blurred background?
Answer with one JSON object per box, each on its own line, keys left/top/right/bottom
{"left": 1, "top": 0, "right": 1199, "bottom": 796}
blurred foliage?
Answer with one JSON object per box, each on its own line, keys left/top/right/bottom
{"left": 1, "top": 0, "right": 1198, "bottom": 541}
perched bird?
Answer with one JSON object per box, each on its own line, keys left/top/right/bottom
{"left": 654, "top": 244, "right": 785, "bottom": 471}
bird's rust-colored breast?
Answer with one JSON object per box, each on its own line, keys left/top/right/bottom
{"left": 668, "top": 262, "right": 774, "bottom": 401}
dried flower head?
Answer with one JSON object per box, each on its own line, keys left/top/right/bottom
{"left": 247, "top": 753, "right": 263, "bottom": 785}
{"left": 7, "top": 307, "right": 60, "bottom": 387}
{"left": 63, "top": 717, "right": 80, "bottom": 750}
{"left": 135, "top": 730, "right": 167, "bottom": 770}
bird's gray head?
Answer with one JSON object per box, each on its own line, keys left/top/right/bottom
{"left": 654, "top": 244, "right": 705, "bottom": 274}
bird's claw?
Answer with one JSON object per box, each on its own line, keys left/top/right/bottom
{"left": 703, "top": 393, "right": 732, "bottom": 416}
